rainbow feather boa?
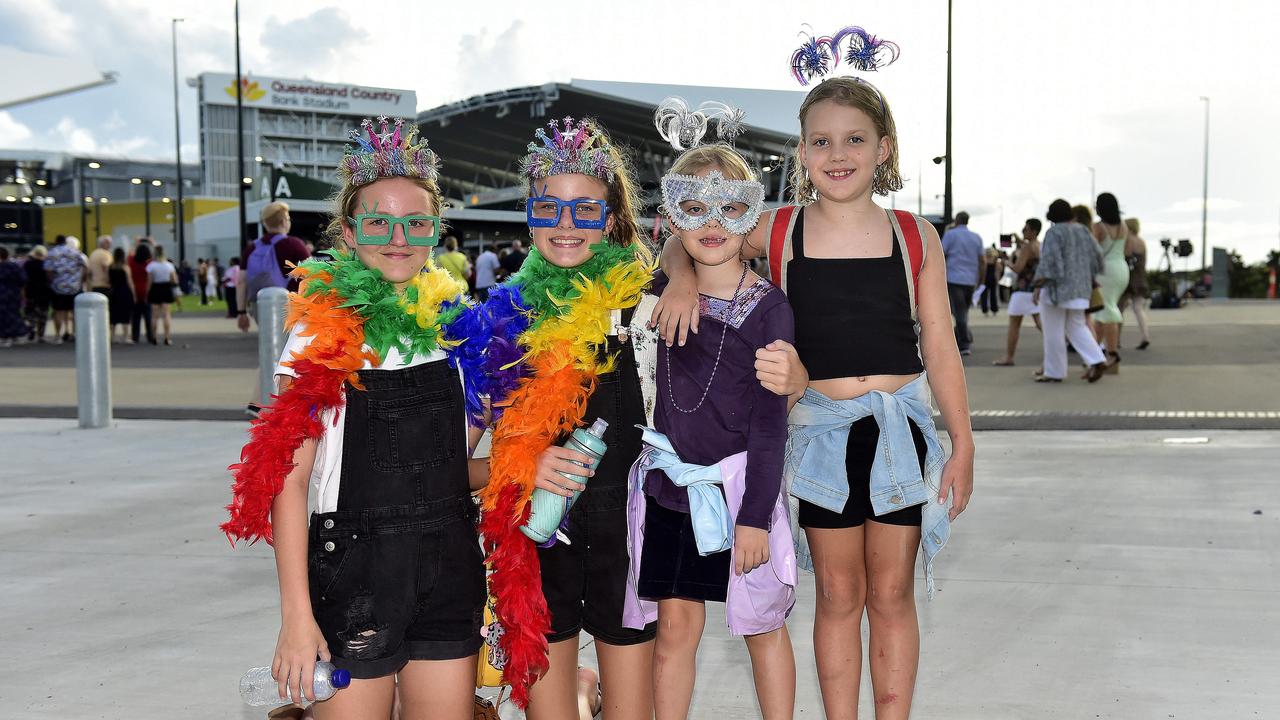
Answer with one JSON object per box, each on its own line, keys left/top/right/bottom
{"left": 478, "top": 243, "right": 653, "bottom": 706}
{"left": 221, "top": 250, "right": 489, "bottom": 545}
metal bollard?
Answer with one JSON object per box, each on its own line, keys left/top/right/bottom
{"left": 74, "top": 292, "right": 112, "bottom": 429}
{"left": 257, "top": 287, "right": 290, "bottom": 408}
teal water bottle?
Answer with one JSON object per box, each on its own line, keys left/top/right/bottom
{"left": 520, "top": 418, "right": 609, "bottom": 544}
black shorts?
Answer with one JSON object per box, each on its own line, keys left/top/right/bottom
{"left": 538, "top": 485, "right": 657, "bottom": 645}
{"left": 309, "top": 499, "right": 486, "bottom": 678}
{"left": 50, "top": 292, "right": 77, "bottom": 312}
{"left": 637, "top": 496, "right": 730, "bottom": 603}
{"left": 147, "top": 282, "right": 175, "bottom": 305}
{"left": 798, "top": 416, "right": 926, "bottom": 529}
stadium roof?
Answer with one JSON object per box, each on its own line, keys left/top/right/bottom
{"left": 416, "top": 79, "right": 808, "bottom": 211}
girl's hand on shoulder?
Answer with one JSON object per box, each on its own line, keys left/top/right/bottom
{"left": 939, "top": 445, "right": 974, "bottom": 521}
{"left": 755, "top": 340, "right": 808, "bottom": 397}
{"left": 649, "top": 277, "right": 699, "bottom": 347}
{"left": 533, "top": 446, "right": 593, "bottom": 498}
{"left": 272, "top": 615, "right": 330, "bottom": 703}
{"left": 734, "top": 525, "right": 769, "bottom": 575}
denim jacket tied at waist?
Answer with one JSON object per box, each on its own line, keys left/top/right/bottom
{"left": 786, "top": 375, "right": 950, "bottom": 597}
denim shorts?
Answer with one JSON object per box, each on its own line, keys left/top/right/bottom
{"left": 309, "top": 499, "right": 485, "bottom": 678}
{"left": 798, "top": 415, "right": 926, "bottom": 529}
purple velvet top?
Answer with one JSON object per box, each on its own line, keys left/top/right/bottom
{"left": 644, "top": 272, "right": 795, "bottom": 530}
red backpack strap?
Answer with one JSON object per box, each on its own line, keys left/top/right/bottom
{"left": 768, "top": 205, "right": 799, "bottom": 293}
{"left": 889, "top": 209, "right": 927, "bottom": 321}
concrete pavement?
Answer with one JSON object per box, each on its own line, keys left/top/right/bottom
{"left": 2, "top": 418, "right": 1276, "bottom": 719}
{"left": 1, "top": 300, "right": 1277, "bottom": 429}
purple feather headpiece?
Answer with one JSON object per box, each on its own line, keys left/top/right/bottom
{"left": 338, "top": 115, "right": 440, "bottom": 187}
{"left": 790, "top": 24, "right": 901, "bottom": 87}
{"left": 831, "top": 26, "right": 901, "bottom": 72}
{"left": 520, "top": 117, "right": 618, "bottom": 183}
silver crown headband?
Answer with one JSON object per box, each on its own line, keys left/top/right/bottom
{"left": 654, "top": 97, "right": 765, "bottom": 237}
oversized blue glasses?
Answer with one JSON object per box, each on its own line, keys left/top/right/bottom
{"left": 526, "top": 196, "right": 610, "bottom": 230}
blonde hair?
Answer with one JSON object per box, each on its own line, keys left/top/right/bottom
{"left": 260, "top": 201, "right": 290, "bottom": 229}
{"left": 1072, "top": 204, "right": 1094, "bottom": 227}
{"left": 1125, "top": 217, "right": 1140, "bottom": 235}
{"left": 524, "top": 120, "right": 653, "bottom": 264}
{"left": 31, "top": 244, "right": 48, "bottom": 259}
{"left": 668, "top": 143, "right": 756, "bottom": 182}
{"left": 324, "top": 177, "right": 448, "bottom": 248}
{"left": 790, "top": 77, "right": 903, "bottom": 205}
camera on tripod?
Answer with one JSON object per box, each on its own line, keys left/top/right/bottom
{"left": 1152, "top": 238, "right": 1196, "bottom": 308}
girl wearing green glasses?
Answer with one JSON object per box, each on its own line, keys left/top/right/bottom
{"left": 224, "top": 117, "right": 491, "bottom": 719}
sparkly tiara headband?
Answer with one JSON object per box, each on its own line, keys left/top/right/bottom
{"left": 655, "top": 97, "right": 765, "bottom": 237}
{"left": 653, "top": 97, "right": 746, "bottom": 151}
{"left": 789, "top": 24, "right": 901, "bottom": 86}
{"left": 520, "top": 117, "right": 618, "bottom": 182}
{"left": 339, "top": 115, "right": 440, "bottom": 187}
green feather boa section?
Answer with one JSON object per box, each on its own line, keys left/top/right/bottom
{"left": 510, "top": 241, "right": 641, "bottom": 326}
{"left": 297, "top": 249, "right": 466, "bottom": 364}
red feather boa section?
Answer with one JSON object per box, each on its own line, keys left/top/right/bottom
{"left": 479, "top": 346, "right": 595, "bottom": 707}
{"left": 221, "top": 359, "right": 348, "bottom": 545}
{"left": 220, "top": 270, "right": 370, "bottom": 546}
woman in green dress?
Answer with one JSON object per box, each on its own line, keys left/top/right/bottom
{"left": 1092, "top": 192, "right": 1130, "bottom": 372}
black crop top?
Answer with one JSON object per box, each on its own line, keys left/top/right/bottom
{"left": 787, "top": 208, "right": 925, "bottom": 380}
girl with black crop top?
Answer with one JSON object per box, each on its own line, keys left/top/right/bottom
{"left": 656, "top": 76, "right": 975, "bottom": 717}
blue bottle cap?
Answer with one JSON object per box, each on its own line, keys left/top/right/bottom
{"left": 331, "top": 668, "right": 352, "bottom": 689}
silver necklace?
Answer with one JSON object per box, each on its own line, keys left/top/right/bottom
{"left": 665, "top": 262, "right": 750, "bottom": 414}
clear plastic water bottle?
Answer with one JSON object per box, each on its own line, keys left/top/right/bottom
{"left": 520, "top": 418, "right": 609, "bottom": 544}
{"left": 239, "top": 661, "right": 351, "bottom": 707}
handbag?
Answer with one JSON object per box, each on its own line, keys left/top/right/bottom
{"left": 1086, "top": 283, "right": 1105, "bottom": 314}
{"left": 476, "top": 584, "right": 508, "bottom": 688}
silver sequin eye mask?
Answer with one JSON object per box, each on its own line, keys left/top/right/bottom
{"left": 660, "top": 170, "right": 766, "bottom": 236}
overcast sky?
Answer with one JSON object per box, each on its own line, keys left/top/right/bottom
{"left": 3, "top": 0, "right": 1278, "bottom": 265}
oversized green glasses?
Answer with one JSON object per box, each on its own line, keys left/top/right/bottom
{"left": 348, "top": 212, "right": 442, "bottom": 246}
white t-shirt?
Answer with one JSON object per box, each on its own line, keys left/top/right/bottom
{"left": 146, "top": 260, "right": 176, "bottom": 284}
{"left": 475, "top": 251, "right": 500, "bottom": 289}
{"left": 274, "top": 323, "right": 464, "bottom": 514}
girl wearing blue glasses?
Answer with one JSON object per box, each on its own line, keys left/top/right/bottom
{"left": 478, "top": 117, "right": 656, "bottom": 719}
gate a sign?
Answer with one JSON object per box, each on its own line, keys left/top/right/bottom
{"left": 261, "top": 168, "right": 338, "bottom": 201}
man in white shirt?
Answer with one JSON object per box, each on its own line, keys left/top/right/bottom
{"left": 474, "top": 243, "right": 501, "bottom": 300}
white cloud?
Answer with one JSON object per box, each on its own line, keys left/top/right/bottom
{"left": 0, "top": 111, "right": 33, "bottom": 145}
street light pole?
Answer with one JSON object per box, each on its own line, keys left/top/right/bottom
{"left": 78, "top": 162, "right": 87, "bottom": 242}
{"left": 1088, "top": 166, "right": 1096, "bottom": 202}
{"left": 942, "top": 0, "right": 953, "bottom": 225}
{"left": 917, "top": 161, "right": 923, "bottom": 216}
{"left": 172, "top": 18, "right": 185, "bottom": 259}
{"left": 1200, "top": 96, "right": 1210, "bottom": 274}
{"left": 234, "top": 0, "right": 248, "bottom": 252}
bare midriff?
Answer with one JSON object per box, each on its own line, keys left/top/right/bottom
{"left": 809, "top": 372, "right": 923, "bottom": 402}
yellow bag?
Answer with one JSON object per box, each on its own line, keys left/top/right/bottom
{"left": 476, "top": 587, "right": 508, "bottom": 688}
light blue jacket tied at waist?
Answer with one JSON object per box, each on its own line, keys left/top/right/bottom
{"left": 624, "top": 428, "right": 796, "bottom": 636}
{"left": 786, "top": 375, "right": 951, "bottom": 597}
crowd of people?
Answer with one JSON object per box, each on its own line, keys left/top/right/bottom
{"left": 940, "top": 193, "right": 1153, "bottom": 383}
{"left": 0, "top": 234, "right": 191, "bottom": 347}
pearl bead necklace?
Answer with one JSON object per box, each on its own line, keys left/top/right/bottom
{"left": 665, "top": 262, "right": 750, "bottom": 414}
